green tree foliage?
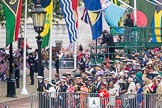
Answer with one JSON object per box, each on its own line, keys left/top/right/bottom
{"left": 0, "top": 1, "right": 4, "bottom": 21}
{"left": 53, "top": 0, "right": 63, "bottom": 20}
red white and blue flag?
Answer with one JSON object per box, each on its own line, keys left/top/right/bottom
{"left": 60, "top": 0, "right": 77, "bottom": 43}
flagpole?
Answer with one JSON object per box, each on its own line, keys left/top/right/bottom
{"left": 21, "top": 0, "right": 28, "bottom": 94}
{"left": 133, "top": 0, "right": 138, "bottom": 52}
{"left": 134, "top": 0, "right": 137, "bottom": 26}
{"left": 49, "top": 0, "right": 53, "bottom": 81}
{"left": 74, "top": 42, "right": 77, "bottom": 70}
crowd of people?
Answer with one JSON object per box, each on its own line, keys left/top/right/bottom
{"left": 36, "top": 45, "right": 162, "bottom": 108}
{"left": 0, "top": 36, "right": 162, "bottom": 108}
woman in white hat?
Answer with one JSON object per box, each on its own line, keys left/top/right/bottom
{"left": 46, "top": 80, "right": 56, "bottom": 107}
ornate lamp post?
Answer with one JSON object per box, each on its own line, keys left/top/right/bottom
{"left": 30, "top": 0, "right": 46, "bottom": 78}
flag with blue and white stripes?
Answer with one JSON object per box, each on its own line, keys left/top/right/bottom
{"left": 60, "top": 0, "right": 77, "bottom": 43}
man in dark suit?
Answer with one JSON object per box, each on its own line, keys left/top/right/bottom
{"left": 124, "top": 14, "right": 134, "bottom": 41}
{"left": 43, "top": 78, "right": 51, "bottom": 91}
{"left": 14, "top": 60, "right": 20, "bottom": 88}
{"left": 28, "top": 53, "right": 35, "bottom": 85}
{"left": 55, "top": 56, "right": 59, "bottom": 76}
{"left": 96, "top": 76, "right": 102, "bottom": 93}
{"left": 101, "top": 30, "right": 115, "bottom": 59}
{"left": 37, "top": 76, "right": 44, "bottom": 92}
{"left": 37, "top": 76, "right": 44, "bottom": 108}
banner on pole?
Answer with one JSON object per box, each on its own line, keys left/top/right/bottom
{"left": 88, "top": 97, "right": 100, "bottom": 108}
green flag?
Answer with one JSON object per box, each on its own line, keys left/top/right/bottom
{"left": 40, "top": 0, "right": 53, "bottom": 49}
{"left": 2, "top": 0, "right": 22, "bottom": 46}
{"left": 129, "top": 0, "right": 155, "bottom": 27}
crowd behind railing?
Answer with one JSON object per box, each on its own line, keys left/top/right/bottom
{"left": 34, "top": 45, "right": 162, "bottom": 108}
{"left": 31, "top": 92, "right": 162, "bottom": 108}
{"left": 0, "top": 41, "right": 162, "bottom": 108}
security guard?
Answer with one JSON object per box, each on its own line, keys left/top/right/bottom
{"left": 28, "top": 53, "right": 36, "bottom": 85}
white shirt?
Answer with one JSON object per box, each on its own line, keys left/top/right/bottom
{"left": 46, "top": 86, "right": 56, "bottom": 98}
{"left": 114, "top": 83, "right": 120, "bottom": 96}
{"left": 127, "top": 82, "right": 136, "bottom": 99}
{"left": 127, "top": 82, "right": 136, "bottom": 94}
{"left": 109, "top": 87, "right": 116, "bottom": 96}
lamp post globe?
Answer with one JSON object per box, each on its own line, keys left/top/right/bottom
{"left": 30, "top": 0, "right": 46, "bottom": 78}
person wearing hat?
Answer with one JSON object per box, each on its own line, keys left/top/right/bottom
{"left": 101, "top": 29, "right": 115, "bottom": 59}
{"left": 130, "top": 71, "right": 138, "bottom": 83}
{"left": 74, "top": 76, "right": 82, "bottom": 93}
{"left": 28, "top": 52, "right": 36, "bottom": 85}
{"left": 146, "top": 61, "right": 154, "bottom": 73}
{"left": 67, "top": 81, "right": 75, "bottom": 108}
{"left": 46, "top": 80, "right": 56, "bottom": 107}
{"left": 88, "top": 78, "right": 96, "bottom": 93}
{"left": 127, "top": 78, "right": 136, "bottom": 108}
{"left": 80, "top": 81, "right": 88, "bottom": 108}
{"left": 96, "top": 76, "right": 102, "bottom": 93}
{"left": 37, "top": 76, "right": 44, "bottom": 92}
{"left": 37, "top": 76, "right": 44, "bottom": 108}
{"left": 55, "top": 79, "right": 61, "bottom": 102}
{"left": 43, "top": 78, "right": 51, "bottom": 92}
{"left": 118, "top": 79, "right": 127, "bottom": 97}
{"left": 59, "top": 78, "right": 68, "bottom": 108}
{"left": 98, "top": 83, "right": 109, "bottom": 108}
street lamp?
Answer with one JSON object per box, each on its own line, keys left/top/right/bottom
{"left": 31, "top": 0, "right": 46, "bottom": 78}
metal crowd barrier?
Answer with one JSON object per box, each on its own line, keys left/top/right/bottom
{"left": 59, "top": 58, "right": 74, "bottom": 69}
{"left": 30, "top": 92, "right": 162, "bottom": 108}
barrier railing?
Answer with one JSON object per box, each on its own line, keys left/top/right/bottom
{"left": 59, "top": 58, "right": 74, "bottom": 69}
{"left": 29, "top": 92, "right": 162, "bottom": 108}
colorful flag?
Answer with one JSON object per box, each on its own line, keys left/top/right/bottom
{"left": 60, "top": 0, "right": 77, "bottom": 43}
{"left": 40, "top": 0, "right": 53, "bottom": 48}
{"left": 112, "top": 0, "right": 123, "bottom": 26}
{"left": 72, "top": 0, "right": 78, "bottom": 29}
{"left": 81, "top": 7, "right": 90, "bottom": 24}
{"left": 101, "top": 0, "right": 125, "bottom": 34}
{"left": 83, "top": 0, "right": 102, "bottom": 40}
{"left": 2, "top": 0, "right": 22, "bottom": 46}
{"left": 129, "top": 0, "right": 155, "bottom": 27}
{"left": 152, "top": 0, "right": 162, "bottom": 42}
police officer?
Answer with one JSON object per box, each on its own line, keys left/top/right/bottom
{"left": 14, "top": 59, "right": 20, "bottom": 88}
{"left": 37, "top": 76, "right": 44, "bottom": 108}
{"left": 37, "top": 76, "right": 44, "bottom": 92}
{"left": 28, "top": 53, "right": 35, "bottom": 85}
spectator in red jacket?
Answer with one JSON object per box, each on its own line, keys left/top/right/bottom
{"left": 99, "top": 83, "right": 109, "bottom": 108}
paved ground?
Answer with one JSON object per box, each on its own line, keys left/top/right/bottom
{"left": 0, "top": 68, "right": 73, "bottom": 108}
